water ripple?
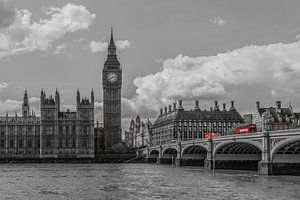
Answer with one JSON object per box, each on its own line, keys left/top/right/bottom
{"left": 0, "top": 164, "right": 300, "bottom": 200}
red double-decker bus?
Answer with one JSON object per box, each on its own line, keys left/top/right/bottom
{"left": 204, "top": 132, "right": 218, "bottom": 138}
{"left": 234, "top": 124, "right": 257, "bottom": 134}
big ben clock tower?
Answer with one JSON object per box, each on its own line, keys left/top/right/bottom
{"left": 103, "top": 28, "right": 122, "bottom": 151}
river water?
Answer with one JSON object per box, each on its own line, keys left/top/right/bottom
{"left": 0, "top": 163, "right": 299, "bottom": 200}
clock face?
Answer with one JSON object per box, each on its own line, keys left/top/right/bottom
{"left": 107, "top": 72, "right": 118, "bottom": 83}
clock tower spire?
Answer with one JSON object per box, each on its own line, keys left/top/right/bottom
{"left": 102, "top": 28, "right": 122, "bottom": 151}
{"left": 108, "top": 27, "right": 116, "bottom": 56}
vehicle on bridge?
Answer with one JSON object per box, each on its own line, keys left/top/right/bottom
{"left": 204, "top": 132, "right": 218, "bottom": 138}
{"left": 233, "top": 124, "right": 257, "bottom": 134}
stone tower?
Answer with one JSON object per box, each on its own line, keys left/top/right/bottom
{"left": 102, "top": 28, "right": 122, "bottom": 151}
{"left": 22, "top": 90, "right": 30, "bottom": 117}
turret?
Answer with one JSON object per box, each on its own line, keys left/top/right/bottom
{"left": 22, "top": 90, "right": 30, "bottom": 117}
{"left": 136, "top": 115, "right": 141, "bottom": 132}
{"left": 77, "top": 89, "right": 80, "bottom": 106}
{"left": 55, "top": 88, "right": 60, "bottom": 113}
{"left": 91, "top": 89, "right": 94, "bottom": 106}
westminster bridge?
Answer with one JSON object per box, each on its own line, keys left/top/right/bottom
{"left": 140, "top": 129, "right": 300, "bottom": 175}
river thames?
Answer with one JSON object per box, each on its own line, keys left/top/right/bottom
{"left": 0, "top": 163, "right": 299, "bottom": 200}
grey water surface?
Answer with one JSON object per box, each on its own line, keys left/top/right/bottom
{"left": 0, "top": 163, "right": 299, "bottom": 200}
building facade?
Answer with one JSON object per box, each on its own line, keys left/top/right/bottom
{"left": 151, "top": 100, "right": 244, "bottom": 146}
{"left": 0, "top": 90, "right": 95, "bottom": 159}
{"left": 253, "top": 101, "right": 300, "bottom": 132}
{"left": 126, "top": 116, "right": 152, "bottom": 148}
{"left": 102, "top": 28, "right": 122, "bottom": 151}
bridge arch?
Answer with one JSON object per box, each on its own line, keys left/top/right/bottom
{"left": 271, "top": 137, "right": 300, "bottom": 163}
{"left": 149, "top": 149, "right": 159, "bottom": 157}
{"left": 213, "top": 140, "right": 262, "bottom": 157}
{"left": 213, "top": 141, "right": 262, "bottom": 170}
{"left": 162, "top": 147, "right": 177, "bottom": 157}
{"left": 181, "top": 144, "right": 208, "bottom": 157}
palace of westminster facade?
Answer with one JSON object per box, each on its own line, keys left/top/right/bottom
{"left": 0, "top": 29, "right": 122, "bottom": 159}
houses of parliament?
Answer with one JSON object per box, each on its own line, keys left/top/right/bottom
{"left": 0, "top": 29, "right": 122, "bottom": 159}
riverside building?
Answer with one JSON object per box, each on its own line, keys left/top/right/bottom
{"left": 126, "top": 116, "right": 152, "bottom": 148}
{"left": 150, "top": 100, "right": 244, "bottom": 146}
{"left": 253, "top": 101, "right": 300, "bottom": 131}
{"left": 0, "top": 90, "right": 95, "bottom": 159}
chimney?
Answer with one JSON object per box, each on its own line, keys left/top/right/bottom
{"left": 256, "top": 101, "right": 260, "bottom": 110}
{"left": 178, "top": 100, "right": 184, "bottom": 110}
{"left": 222, "top": 103, "right": 226, "bottom": 111}
{"left": 194, "top": 100, "right": 200, "bottom": 111}
{"left": 160, "top": 109, "right": 163, "bottom": 116}
{"left": 164, "top": 107, "right": 168, "bottom": 114}
{"left": 229, "top": 101, "right": 236, "bottom": 111}
{"left": 214, "top": 100, "right": 220, "bottom": 111}
{"left": 276, "top": 101, "right": 281, "bottom": 113}
{"left": 173, "top": 102, "right": 177, "bottom": 111}
{"left": 275, "top": 101, "right": 281, "bottom": 109}
{"left": 168, "top": 105, "right": 172, "bottom": 113}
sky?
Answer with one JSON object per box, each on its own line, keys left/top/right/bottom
{"left": 1, "top": 0, "right": 300, "bottom": 130}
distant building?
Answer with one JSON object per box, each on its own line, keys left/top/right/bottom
{"left": 126, "top": 116, "right": 152, "bottom": 148}
{"left": 243, "top": 114, "right": 253, "bottom": 124}
{"left": 94, "top": 120, "right": 105, "bottom": 155}
{"left": 253, "top": 101, "right": 300, "bottom": 131}
{"left": 102, "top": 29, "right": 122, "bottom": 151}
{"left": 0, "top": 91, "right": 40, "bottom": 157}
{"left": 150, "top": 100, "right": 244, "bottom": 146}
{"left": 124, "top": 130, "right": 131, "bottom": 148}
{"left": 0, "top": 89, "right": 96, "bottom": 159}
{"left": 40, "top": 89, "right": 94, "bottom": 158}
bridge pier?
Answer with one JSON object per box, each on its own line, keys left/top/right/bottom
{"left": 258, "top": 132, "right": 273, "bottom": 175}
{"left": 258, "top": 161, "right": 273, "bottom": 175}
{"left": 175, "top": 158, "right": 182, "bottom": 167}
{"left": 205, "top": 137, "right": 214, "bottom": 170}
{"left": 156, "top": 156, "right": 162, "bottom": 164}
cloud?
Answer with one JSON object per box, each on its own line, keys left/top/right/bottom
{"left": 127, "top": 41, "right": 300, "bottom": 115}
{"left": 89, "top": 39, "right": 131, "bottom": 53}
{"left": 0, "top": 99, "right": 22, "bottom": 114}
{"left": 54, "top": 43, "right": 68, "bottom": 55}
{"left": 29, "top": 97, "right": 40, "bottom": 103}
{"left": 0, "top": 3, "right": 95, "bottom": 57}
{"left": 0, "top": 82, "right": 8, "bottom": 90}
{"left": 89, "top": 41, "right": 108, "bottom": 53}
{"left": 211, "top": 16, "right": 227, "bottom": 26}
{"left": 0, "top": 0, "right": 15, "bottom": 28}
{"left": 116, "top": 40, "right": 131, "bottom": 50}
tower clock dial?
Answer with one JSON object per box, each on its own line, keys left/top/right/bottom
{"left": 107, "top": 72, "right": 118, "bottom": 83}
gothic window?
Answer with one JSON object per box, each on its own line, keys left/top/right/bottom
{"left": 46, "top": 139, "right": 52, "bottom": 148}
{"left": 18, "top": 139, "right": 23, "bottom": 148}
{"left": 36, "top": 140, "right": 40, "bottom": 148}
{"left": 0, "top": 140, "right": 4, "bottom": 148}
{"left": 28, "top": 140, "right": 32, "bottom": 148}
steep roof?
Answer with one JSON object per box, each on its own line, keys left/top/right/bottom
{"left": 153, "top": 109, "right": 244, "bottom": 127}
